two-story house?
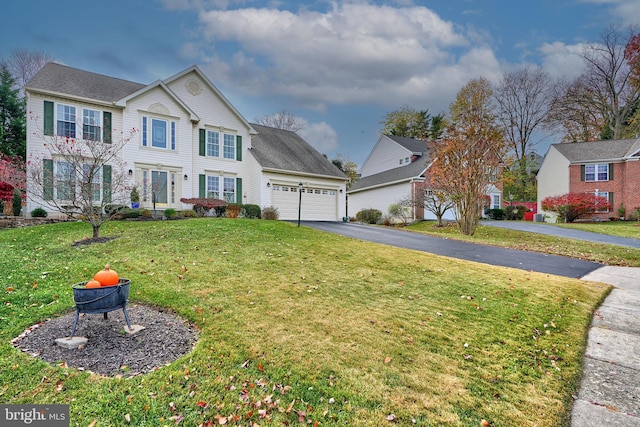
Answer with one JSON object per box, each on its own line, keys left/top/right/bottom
{"left": 347, "top": 134, "right": 502, "bottom": 221}
{"left": 25, "top": 63, "right": 347, "bottom": 221}
{"left": 537, "top": 138, "right": 640, "bottom": 221}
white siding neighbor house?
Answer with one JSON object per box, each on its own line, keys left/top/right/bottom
{"left": 347, "top": 134, "right": 502, "bottom": 221}
{"left": 25, "top": 63, "right": 347, "bottom": 221}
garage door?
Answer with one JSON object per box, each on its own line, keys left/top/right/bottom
{"left": 271, "top": 184, "right": 338, "bottom": 221}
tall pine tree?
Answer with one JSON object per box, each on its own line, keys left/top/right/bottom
{"left": 0, "top": 65, "right": 26, "bottom": 159}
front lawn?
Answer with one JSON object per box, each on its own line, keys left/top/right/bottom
{"left": 0, "top": 219, "right": 608, "bottom": 426}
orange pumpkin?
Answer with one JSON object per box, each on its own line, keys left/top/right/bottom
{"left": 94, "top": 264, "right": 119, "bottom": 286}
{"left": 85, "top": 280, "right": 102, "bottom": 288}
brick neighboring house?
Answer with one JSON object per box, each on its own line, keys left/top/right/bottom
{"left": 537, "top": 138, "right": 640, "bottom": 221}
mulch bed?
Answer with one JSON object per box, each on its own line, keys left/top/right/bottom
{"left": 12, "top": 304, "right": 198, "bottom": 377}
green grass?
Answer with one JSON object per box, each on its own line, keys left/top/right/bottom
{"left": 406, "top": 221, "right": 640, "bottom": 266}
{"left": 555, "top": 220, "right": 640, "bottom": 239}
{"left": 0, "top": 219, "right": 609, "bottom": 426}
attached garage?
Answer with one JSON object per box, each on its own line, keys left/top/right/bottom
{"left": 248, "top": 123, "right": 347, "bottom": 221}
{"left": 270, "top": 183, "right": 339, "bottom": 221}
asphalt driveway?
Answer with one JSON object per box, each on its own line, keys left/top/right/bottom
{"left": 302, "top": 221, "right": 601, "bottom": 278}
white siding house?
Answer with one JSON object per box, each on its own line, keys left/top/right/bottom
{"left": 25, "top": 63, "right": 346, "bottom": 220}
{"left": 348, "top": 134, "right": 502, "bottom": 221}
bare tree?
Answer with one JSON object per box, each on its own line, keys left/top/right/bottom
{"left": 549, "top": 76, "right": 607, "bottom": 142}
{"left": 400, "top": 187, "right": 454, "bottom": 227}
{"left": 255, "top": 109, "right": 305, "bottom": 132}
{"left": 582, "top": 25, "right": 640, "bottom": 139}
{"left": 28, "top": 114, "right": 137, "bottom": 239}
{"left": 493, "top": 67, "right": 555, "bottom": 167}
{"left": 549, "top": 25, "right": 640, "bottom": 141}
{"left": 1, "top": 49, "right": 54, "bottom": 93}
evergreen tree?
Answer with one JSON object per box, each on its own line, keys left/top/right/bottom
{"left": 0, "top": 65, "right": 26, "bottom": 159}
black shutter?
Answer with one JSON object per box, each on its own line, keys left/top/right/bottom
{"left": 44, "top": 101, "right": 54, "bottom": 135}
{"left": 199, "top": 129, "right": 206, "bottom": 156}
{"left": 103, "top": 112, "right": 112, "bottom": 143}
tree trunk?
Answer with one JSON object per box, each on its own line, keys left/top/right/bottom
{"left": 92, "top": 224, "right": 100, "bottom": 239}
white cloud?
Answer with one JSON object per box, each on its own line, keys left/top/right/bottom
{"left": 298, "top": 120, "right": 339, "bottom": 154}
{"left": 190, "top": 3, "right": 501, "bottom": 111}
{"left": 578, "top": 0, "right": 640, "bottom": 26}
{"left": 538, "top": 41, "right": 587, "bottom": 80}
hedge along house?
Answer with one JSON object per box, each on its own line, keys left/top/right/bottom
{"left": 25, "top": 63, "right": 347, "bottom": 220}
{"left": 347, "top": 134, "right": 502, "bottom": 221}
{"left": 537, "top": 138, "right": 640, "bottom": 222}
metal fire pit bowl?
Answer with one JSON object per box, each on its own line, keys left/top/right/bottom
{"left": 70, "top": 279, "right": 132, "bottom": 337}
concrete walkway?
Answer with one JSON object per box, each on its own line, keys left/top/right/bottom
{"left": 304, "top": 221, "right": 640, "bottom": 426}
{"left": 571, "top": 266, "right": 640, "bottom": 426}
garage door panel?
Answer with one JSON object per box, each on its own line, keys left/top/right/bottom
{"left": 271, "top": 185, "right": 337, "bottom": 221}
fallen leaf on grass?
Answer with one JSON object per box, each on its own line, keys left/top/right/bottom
{"left": 384, "top": 356, "right": 392, "bottom": 364}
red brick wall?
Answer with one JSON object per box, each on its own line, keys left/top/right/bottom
{"left": 569, "top": 161, "right": 640, "bottom": 219}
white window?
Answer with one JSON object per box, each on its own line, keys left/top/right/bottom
{"left": 142, "top": 170, "right": 149, "bottom": 201}
{"left": 81, "top": 163, "right": 101, "bottom": 201}
{"left": 152, "top": 119, "right": 167, "bottom": 149}
{"left": 594, "top": 191, "right": 610, "bottom": 213}
{"left": 492, "top": 195, "right": 500, "bottom": 209}
{"left": 207, "top": 131, "right": 219, "bottom": 157}
{"left": 55, "top": 161, "right": 75, "bottom": 200}
{"left": 54, "top": 161, "right": 105, "bottom": 202}
{"left": 223, "top": 177, "right": 235, "bottom": 202}
{"left": 57, "top": 104, "right": 76, "bottom": 138}
{"left": 207, "top": 176, "right": 220, "bottom": 199}
{"left": 223, "top": 134, "right": 235, "bottom": 159}
{"left": 585, "top": 164, "right": 609, "bottom": 182}
{"left": 83, "top": 108, "right": 101, "bottom": 141}
{"left": 141, "top": 116, "right": 176, "bottom": 150}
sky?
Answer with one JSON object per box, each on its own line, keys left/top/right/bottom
{"left": 3, "top": 0, "right": 640, "bottom": 167}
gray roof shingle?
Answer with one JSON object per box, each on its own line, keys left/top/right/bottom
{"left": 387, "top": 135, "right": 427, "bottom": 153}
{"left": 349, "top": 157, "right": 429, "bottom": 192}
{"left": 25, "top": 62, "right": 146, "bottom": 103}
{"left": 249, "top": 124, "right": 347, "bottom": 179}
{"left": 552, "top": 138, "right": 640, "bottom": 163}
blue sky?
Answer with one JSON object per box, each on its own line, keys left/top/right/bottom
{"left": 3, "top": 0, "right": 639, "bottom": 166}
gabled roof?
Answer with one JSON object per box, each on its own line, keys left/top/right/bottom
{"left": 160, "top": 65, "right": 255, "bottom": 134}
{"left": 386, "top": 135, "right": 427, "bottom": 154}
{"left": 249, "top": 124, "right": 347, "bottom": 180}
{"left": 551, "top": 138, "right": 640, "bottom": 163}
{"left": 348, "top": 158, "right": 429, "bottom": 193}
{"left": 114, "top": 80, "right": 200, "bottom": 122}
{"left": 25, "top": 62, "right": 145, "bottom": 104}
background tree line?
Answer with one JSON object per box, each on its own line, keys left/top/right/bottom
{"left": 380, "top": 24, "right": 639, "bottom": 234}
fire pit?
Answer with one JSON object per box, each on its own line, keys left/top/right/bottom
{"left": 70, "top": 279, "right": 132, "bottom": 337}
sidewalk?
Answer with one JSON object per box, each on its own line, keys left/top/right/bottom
{"left": 571, "top": 266, "right": 640, "bottom": 426}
